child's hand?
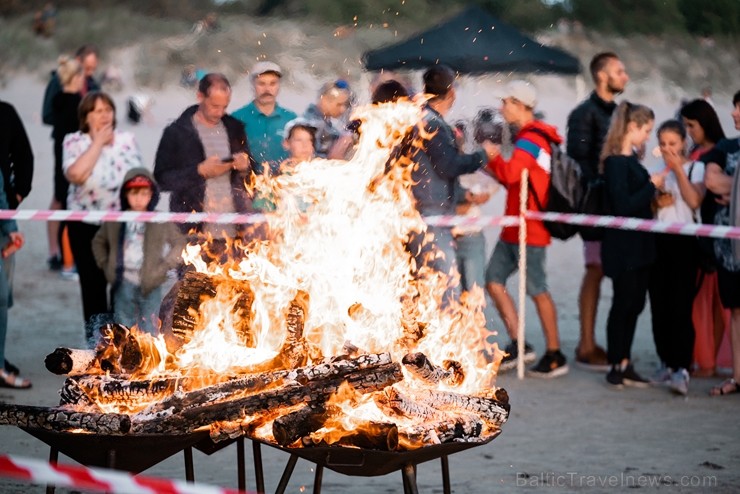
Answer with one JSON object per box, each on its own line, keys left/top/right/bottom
{"left": 650, "top": 173, "right": 666, "bottom": 189}
{"left": 2, "top": 232, "right": 24, "bottom": 258}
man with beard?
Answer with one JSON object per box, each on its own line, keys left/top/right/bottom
{"left": 233, "top": 62, "right": 297, "bottom": 170}
{"left": 566, "top": 52, "right": 629, "bottom": 370}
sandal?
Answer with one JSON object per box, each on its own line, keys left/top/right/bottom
{"left": 0, "top": 369, "right": 31, "bottom": 389}
{"left": 709, "top": 378, "right": 740, "bottom": 396}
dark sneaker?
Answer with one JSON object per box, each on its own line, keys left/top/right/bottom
{"left": 574, "top": 345, "right": 610, "bottom": 372}
{"left": 47, "top": 255, "right": 63, "bottom": 271}
{"left": 529, "top": 350, "right": 569, "bottom": 378}
{"left": 606, "top": 366, "right": 624, "bottom": 389}
{"left": 622, "top": 364, "right": 650, "bottom": 388}
{"left": 498, "top": 340, "right": 536, "bottom": 372}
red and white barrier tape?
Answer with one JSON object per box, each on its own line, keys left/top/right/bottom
{"left": 0, "top": 209, "right": 267, "bottom": 225}
{"left": 0, "top": 454, "right": 248, "bottom": 494}
{"left": 426, "top": 212, "right": 740, "bottom": 240}
{"left": 1, "top": 208, "right": 740, "bottom": 240}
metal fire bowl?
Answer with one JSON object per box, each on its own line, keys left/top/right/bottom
{"left": 20, "top": 427, "right": 211, "bottom": 474}
{"left": 257, "top": 430, "right": 500, "bottom": 477}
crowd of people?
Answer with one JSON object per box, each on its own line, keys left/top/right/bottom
{"left": 0, "top": 45, "right": 738, "bottom": 399}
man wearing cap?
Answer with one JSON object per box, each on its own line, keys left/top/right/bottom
{"left": 233, "top": 61, "right": 297, "bottom": 172}
{"left": 401, "top": 65, "right": 497, "bottom": 305}
{"left": 485, "top": 80, "right": 568, "bottom": 378}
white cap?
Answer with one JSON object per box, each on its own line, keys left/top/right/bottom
{"left": 251, "top": 61, "right": 282, "bottom": 80}
{"left": 500, "top": 80, "right": 537, "bottom": 109}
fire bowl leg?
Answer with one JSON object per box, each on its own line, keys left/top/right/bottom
{"left": 45, "top": 447, "right": 59, "bottom": 494}
{"left": 184, "top": 446, "right": 194, "bottom": 482}
{"left": 313, "top": 464, "right": 324, "bottom": 494}
{"left": 236, "top": 437, "right": 245, "bottom": 491}
{"left": 275, "top": 453, "right": 299, "bottom": 494}
{"left": 402, "top": 463, "right": 419, "bottom": 494}
{"left": 441, "top": 455, "right": 450, "bottom": 494}
{"left": 252, "top": 440, "right": 265, "bottom": 493}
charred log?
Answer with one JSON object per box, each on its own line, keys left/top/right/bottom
{"left": 165, "top": 271, "right": 255, "bottom": 350}
{"left": 399, "top": 414, "right": 484, "bottom": 448}
{"left": 374, "top": 387, "right": 447, "bottom": 421}
{"left": 0, "top": 404, "right": 131, "bottom": 435}
{"left": 305, "top": 422, "right": 399, "bottom": 451}
{"left": 45, "top": 348, "right": 97, "bottom": 376}
{"left": 418, "top": 390, "right": 510, "bottom": 427}
{"left": 272, "top": 404, "right": 329, "bottom": 446}
{"left": 402, "top": 353, "right": 464, "bottom": 386}
{"left": 59, "top": 375, "right": 188, "bottom": 412}
{"left": 132, "top": 362, "right": 402, "bottom": 434}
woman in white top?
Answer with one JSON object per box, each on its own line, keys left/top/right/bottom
{"left": 648, "top": 120, "right": 705, "bottom": 395}
{"left": 63, "top": 91, "right": 143, "bottom": 345}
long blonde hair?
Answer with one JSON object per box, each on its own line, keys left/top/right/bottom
{"left": 599, "top": 101, "right": 654, "bottom": 172}
{"left": 57, "top": 55, "right": 82, "bottom": 87}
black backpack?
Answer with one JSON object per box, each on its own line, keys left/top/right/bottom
{"left": 526, "top": 129, "right": 583, "bottom": 240}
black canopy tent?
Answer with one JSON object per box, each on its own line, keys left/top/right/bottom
{"left": 362, "top": 6, "right": 581, "bottom": 75}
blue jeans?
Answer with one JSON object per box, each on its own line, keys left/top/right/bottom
{"left": 113, "top": 280, "right": 163, "bottom": 335}
{"left": 455, "top": 232, "right": 487, "bottom": 291}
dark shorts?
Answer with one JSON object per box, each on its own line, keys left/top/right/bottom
{"left": 485, "top": 240, "right": 548, "bottom": 296}
{"left": 717, "top": 267, "right": 740, "bottom": 309}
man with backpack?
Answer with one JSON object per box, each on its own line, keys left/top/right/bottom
{"left": 485, "top": 80, "right": 568, "bottom": 377}
{"left": 566, "top": 52, "right": 629, "bottom": 371}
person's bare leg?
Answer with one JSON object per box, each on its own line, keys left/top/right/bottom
{"left": 577, "top": 264, "right": 603, "bottom": 353}
{"left": 487, "top": 282, "right": 518, "bottom": 340}
{"left": 533, "top": 291, "right": 560, "bottom": 352}
{"left": 47, "top": 197, "right": 61, "bottom": 260}
{"left": 731, "top": 308, "right": 740, "bottom": 383}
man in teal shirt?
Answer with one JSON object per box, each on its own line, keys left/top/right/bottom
{"left": 232, "top": 61, "right": 297, "bottom": 173}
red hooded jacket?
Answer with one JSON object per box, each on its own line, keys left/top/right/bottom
{"left": 486, "top": 120, "right": 563, "bottom": 247}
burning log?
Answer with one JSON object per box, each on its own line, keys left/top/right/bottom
{"left": 45, "top": 348, "right": 97, "bottom": 376}
{"left": 401, "top": 352, "right": 464, "bottom": 386}
{"left": 131, "top": 361, "right": 402, "bottom": 434}
{"left": 166, "top": 271, "right": 255, "bottom": 349}
{"left": 399, "top": 414, "right": 483, "bottom": 447}
{"left": 305, "top": 421, "right": 399, "bottom": 451}
{"left": 60, "top": 375, "right": 188, "bottom": 411}
{"left": 272, "top": 404, "right": 329, "bottom": 446}
{"left": 374, "top": 387, "right": 447, "bottom": 421}
{"left": 418, "top": 390, "right": 509, "bottom": 427}
{"left": 0, "top": 404, "right": 131, "bottom": 435}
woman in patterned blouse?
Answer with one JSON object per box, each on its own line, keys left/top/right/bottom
{"left": 63, "top": 91, "right": 143, "bottom": 346}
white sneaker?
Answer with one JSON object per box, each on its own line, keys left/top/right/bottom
{"left": 650, "top": 364, "right": 672, "bottom": 385}
{"left": 668, "top": 368, "right": 690, "bottom": 396}
{"left": 60, "top": 267, "right": 79, "bottom": 281}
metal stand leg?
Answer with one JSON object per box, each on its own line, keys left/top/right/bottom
{"left": 184, "top": 446, "right": 194, "bottom": 482}
{"left": 313, "top": 464, "right": 324, "bottom": 494}
{"left": 107, "top": 449, "right": 117, "bottom": 469}
{"left": 275, "top": 454, "right": 299, "bottom": 494}
{"left": 236, "top": 437, "right": 246, "bottom": 492}
{"left": 252, "top": 441, "right": 265, "bottom": 494}
{"left": 46, "top": 447, "right": 59, "bottom": 494}
{"left": 402, "top": 464, "right": 419, "bottom": 494}
{"left": 441, "top": 455, "right": 451, "bottom": 494}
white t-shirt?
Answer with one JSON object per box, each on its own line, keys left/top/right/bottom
{"left": 656, "top": 160, "right": 705, "bottom": 223}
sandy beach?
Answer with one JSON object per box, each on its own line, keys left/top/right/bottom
{"left": 0, "top": 62, "right": 739, "bottom": 493}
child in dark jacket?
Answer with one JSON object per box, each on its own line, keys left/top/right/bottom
{"left": 92, "top": 168, "right": 184, "bottom": 334}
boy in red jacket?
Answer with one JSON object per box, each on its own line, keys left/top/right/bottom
{"left": 485, "top": 81, "right": 568, "bottom": 378}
